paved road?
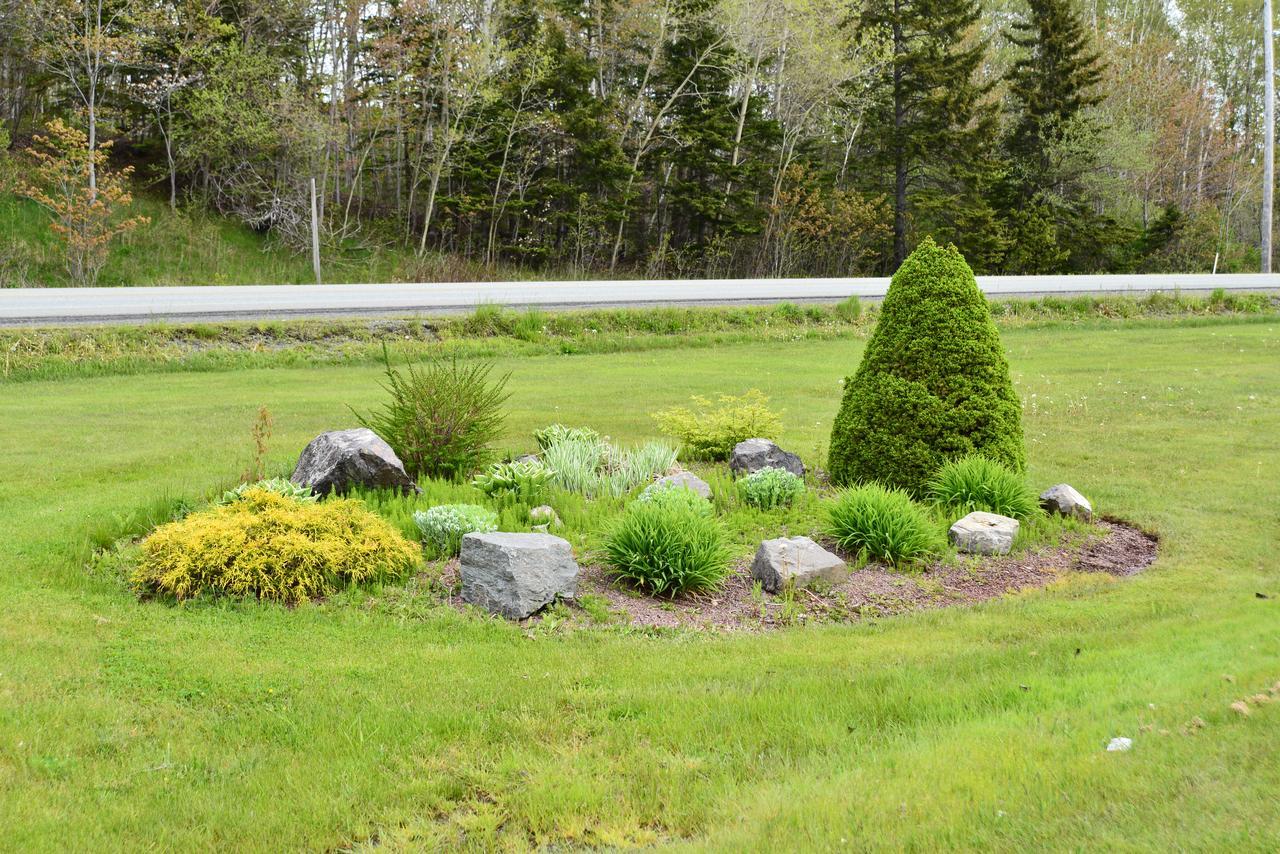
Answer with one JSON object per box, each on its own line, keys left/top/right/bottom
{"left": 2, "top": 273, "right": 1276, "bottom": 326}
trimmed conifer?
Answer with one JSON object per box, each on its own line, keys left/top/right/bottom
{"left": 827, "top": 238, "right": 1025, "bottom": 493}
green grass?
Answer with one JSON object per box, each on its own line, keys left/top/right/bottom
{"left": 1, "top": 319, "right": 1279, "bottom": 849}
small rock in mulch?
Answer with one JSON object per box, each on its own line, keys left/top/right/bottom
{"left": 751, "top": 536, "right": 848, "bottom": 593}
{"left": 949, "top": 511, "right": 1019, "bottom": 556}
{"left": 1041, "top": 483, "right": 1093, "bottom": 520}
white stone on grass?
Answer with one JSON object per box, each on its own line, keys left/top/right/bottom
{"left": 751, "top": 536, "right": 848, "bottom": 593}
{"left": 949, "top": 511, "right": 1019, "bottom": 556}
{"left": 460, "top": 532, "right": 578, "bottom": 619}
{"left": 1040, "top": 483, "right": 1093, "bottom": 520}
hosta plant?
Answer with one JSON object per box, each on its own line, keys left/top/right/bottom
{"left": 471, "top": 459, "right": 555, "bottom": 504}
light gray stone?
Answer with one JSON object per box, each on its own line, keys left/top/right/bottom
{"left": 949, "top": 511, "right": 1019, "bottom": 556}
{"left": 649, "top": 471, "right": 712, "bottom": 499}
{"left": 460, "top": 532, "right": 578, "bottom": 619}
{"left": 729, "top": 438, "right": 805, "bottom": 478}
{"left": 529, "top": 504, "right": 561, "bottom": 533}
{"left": 1040, "top": 483, "right": 1093, "bottom": 520}
{"left": 290, "top": 428, "right": 417, "bottom": 497}
{"left": 751, "top": 536, "right": 848, "bottom": 593}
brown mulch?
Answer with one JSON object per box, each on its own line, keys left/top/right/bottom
{"left": 577, "top": 517, "right": 1155, "bottom": 630}
{"left": 427, "top": 519, "right": 1157, "bottom": 632}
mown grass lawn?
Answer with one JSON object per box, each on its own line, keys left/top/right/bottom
{"left": 1, "top": 318, "right": 1278, "bottom": 850}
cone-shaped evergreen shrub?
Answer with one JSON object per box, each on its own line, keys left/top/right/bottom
{"left": 827, "top": 238, "right": 1025, "bottom": 493}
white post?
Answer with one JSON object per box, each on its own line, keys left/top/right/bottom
{"left": 310, "top": 177, "right": 322, "bottom": 285}
{"left": 1264, "top": 0, "right": 1274, "bottom": 273}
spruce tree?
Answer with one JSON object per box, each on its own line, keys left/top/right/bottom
{"left": 998, "top": 0, "right": 1106, "bottom": 271}
{"left": 827, "top": 238, "right": 1025, "bottom": 493}
{"left": 1004, "top": 0, "right": 1104, "bottom": 194}
{"left": 854, "top": 0, "right": 997, "bottom": 267}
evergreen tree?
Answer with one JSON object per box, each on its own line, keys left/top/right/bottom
{"left": 1004, "top": 0, "right": 1103, "bottom": 195}
{"left": 998, "top": 0, "right": 1105, "bottom": 271}
{"left": 854, "top": 0, "right": 997, "bottom": 268}
{"left": 827, "top": 238, "right": 1025, "bottom": 493}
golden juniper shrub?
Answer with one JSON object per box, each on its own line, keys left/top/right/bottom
{"left": 650, "top": 389, "right": 782, "bottom": 460}
{"left": 133, "top": 488, "right": 420, "bottom": 603}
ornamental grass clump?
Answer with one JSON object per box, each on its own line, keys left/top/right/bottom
{"left": 603, "top": 501, "right": 733, "bottom": 596}
{"left": 828, "top": 238, "right": 1025, "bottom": 494}
{"left": 826, "top": 483, "right": 943, "bottom": 567}
{"left": 133, "top": 488, "right": 420, "bottom": 603}
{"left": 539, "top": 431, "right": 677, "bottom": 498}
{"left": 927, "top": 455, "right": 1041, "bottom": 521}
{"left": 651, "top": 390, "right": 782, "bottom": 460}
{"left": 413, "top": 503, "right": 500, "bottom": 558}
{"left": 739, "top": 466, "right": 805, "bottom": 509}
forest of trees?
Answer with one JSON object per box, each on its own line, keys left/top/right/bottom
{"left": 0, "top": 0, "right": 1273, "bottom": 279}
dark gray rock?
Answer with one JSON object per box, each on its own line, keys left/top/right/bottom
{"left": 649, "top": 471, "right": 712, "bottom": 499}
{"left": 949, "top": 511, "right": 1019, "bottom": 556}
{"left": 290, "top": 428, "right": 417, "bottom": 497}
{"left": 729, "top": 438, "right": 805, "bottom": 478}
{"left": 460, "top": 532, "right": 578, "bottom": 619}
{"left": 751, "top": 536, "right": 847, "bottom": 593}
{"left": 1040, "top": 483, "right": 1093, "bottom": 520}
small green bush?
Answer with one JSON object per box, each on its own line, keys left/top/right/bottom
{"left": 828, "top": 238, "right": 1025, "bottom": 493}
{"left": 636, "top": 482, "right": 713, "bottom": 517}
{"left": 651, "top": 389, "right": 782, "bottom": 460}
{"left": 218, "top": 477, "right": 315, "bottom": 505}
{"left": 413, "top": 503, "right": 500, "bottom": 558}
{"left": 826, "top": 483, "right": 943, "bottom": 566}
{"left": 357, "top": 347, "right": 510, "bottom": 481}
{"left": 133, "top": 488, "right": 420, "bottom": 603}
{"left": 739, "top": 466, "right": 805, "bottom": 510}
{"left": 927, "top": 455, "right": 1041, "bottom": 520}
{"left": 471, "top": 459, "right": 555, "bottom": 504}
{"left": 602, "top": 501, "right": 733, "bottom": 596}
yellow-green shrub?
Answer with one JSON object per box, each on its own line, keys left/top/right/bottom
{"left": 132, "top": 488, "right": 421, "bottom": 603}
{"left": 651, "top": 389, "right": 782, "bottom": 460}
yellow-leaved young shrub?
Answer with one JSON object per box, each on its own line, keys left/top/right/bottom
{"left": 132, "top": 488, "right": 421, "bottom": 603}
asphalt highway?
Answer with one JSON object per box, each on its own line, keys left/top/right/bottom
{"left": 2, "top": 273, "right": 1276, "bottom": 326}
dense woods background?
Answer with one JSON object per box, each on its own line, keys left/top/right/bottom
{"left": 0, "top": 0, "right": 1272, "bottom": 280}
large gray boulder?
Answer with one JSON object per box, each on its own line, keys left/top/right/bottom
{"left": 649, "top": 471, "right": 712, "bottom": 500}
{"left": 949, "top": 511, "right": 1019, "bottom": 556}
{"left": 751, "top": 536, "right": 847, "bottom": 593}
{"left": 1040, "top": 483, "right": 1093, "bottom": 520}
{"left": 291, "top": 428, "right": 417, "bottom": 497}
{"left": 460, "top": 532, "right": 578, "bottom": 619}
{"left": 730, "top": 438, "right": 804, "bottom": 478}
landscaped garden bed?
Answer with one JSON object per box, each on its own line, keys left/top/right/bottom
{"left": 102, "top": 240, "right": 1162, "bottom": 633}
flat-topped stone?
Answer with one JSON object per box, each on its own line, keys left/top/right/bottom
{"left": 949, "top": 511, "right": 1019, "bottom": 556}
{"left": 1040, "top": 483, "right": 1093, "bottom": 520}
{"left": 291, "top": 428, "right": 417, "bottom": 496}
{"left": 729, "top": 439, "right": 805, "bottom": 478}
{"left": 649, "top": 471, "right": 712, "bottom": 499}
{"left": 460, "top": 532, "right": 578, "bottom": 619}
{"left": 751, "top": 536, "right": 848, "bottom": 593}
